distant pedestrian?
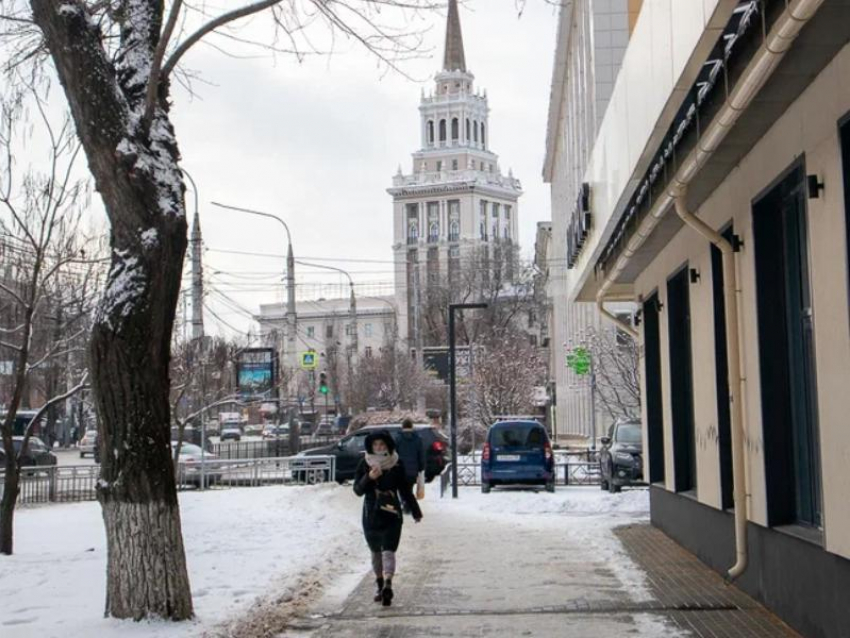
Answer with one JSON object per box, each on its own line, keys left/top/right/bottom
{"left": 353, "top": 430, "right": 422, "bottom": 607}
{"left": 395, "top": 418, "right": 426, "bottom": 506}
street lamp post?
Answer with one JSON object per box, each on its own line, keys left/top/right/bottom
{"left": 211, "top": 202, "right": 296, "bottom": 420}
{"left": 449, "top": 302, "right": 488, "bottom": 499}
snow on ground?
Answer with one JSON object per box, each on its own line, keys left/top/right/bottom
{"left": 2, "top": 478, "right": 657, "bottom": 637}
{"left": 0, "top": 484, "right": 362, "bottom": 638}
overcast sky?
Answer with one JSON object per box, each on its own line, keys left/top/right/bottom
{"left": 161, "top": 0, "right": 558, "bottom": 337}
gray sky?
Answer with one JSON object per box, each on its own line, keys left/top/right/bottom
{"left": 168, "top": 0, "right": 558, "bottom": 337}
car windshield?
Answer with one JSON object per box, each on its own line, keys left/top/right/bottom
{"left": 13, "top": 438, "right": 45, "bottom": 452}
{"left": 616, "top": 423, "right": 642, "bottom": 444}
{"left": 178, "top": 444, "right": 203, "bottom": 455}
{"left": 491, "top": 424, "right": 546, "bottom": 448}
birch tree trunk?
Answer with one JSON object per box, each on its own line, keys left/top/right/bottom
{"left": 29, "top": 1, "right": 193, "bottom": 620}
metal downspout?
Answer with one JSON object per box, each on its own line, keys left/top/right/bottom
{"left": 591, "top": 0, "right": 825, "bottom": 581}
{"left": 673, "top": 191, "right": 748, "bottom": 580}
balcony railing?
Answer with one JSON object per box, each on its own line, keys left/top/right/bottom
{"left": 392, "top": 169, "right": 522, "bottom": 191}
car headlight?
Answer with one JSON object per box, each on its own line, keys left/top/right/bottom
{"left": 613, "top": 452, "right": 634, "bottom": 464}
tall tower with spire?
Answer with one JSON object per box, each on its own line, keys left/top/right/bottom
{"left": 388, "top": 0, "right": 523, "bottom": 349}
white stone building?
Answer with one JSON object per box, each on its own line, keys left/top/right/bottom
{"left": 542, "top": 0, "right": 642, "bottom": 440}
{"left": 388, "top": 0, "right": 523, "bottom": 348}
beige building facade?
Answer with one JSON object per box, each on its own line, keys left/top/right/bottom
{"left": 550, "top": 1, "right": 850, "bottom": 636}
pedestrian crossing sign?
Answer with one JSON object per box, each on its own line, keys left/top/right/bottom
{"left": 301, "top": 351, "right": 318, "bottom": 370}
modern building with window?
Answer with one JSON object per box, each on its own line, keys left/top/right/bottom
{"left": 388, "top": 0, "right": 523, "bottom": 347}
{"left": 550, "top": 1, "right": 850, "bottom": 636}
{"left": 543, "top": 0, "right": 642, "bottom": 440}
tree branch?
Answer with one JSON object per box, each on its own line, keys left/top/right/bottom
{"left": 141, "top": 0, "right": 184, "bottom": 130}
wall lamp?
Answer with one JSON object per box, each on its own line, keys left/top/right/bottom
{"left": 689, "top": 268, "right": 701, "bottom": 284}
{"left": 807, "top": 174, "right": 825, "bottom": 199}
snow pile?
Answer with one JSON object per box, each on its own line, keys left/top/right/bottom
{"left": 0, "top": 484, "right": 362, "bottom": 638}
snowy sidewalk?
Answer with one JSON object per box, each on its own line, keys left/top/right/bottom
{"left": 283, "top": 486, "right": 684, "bottom": 637}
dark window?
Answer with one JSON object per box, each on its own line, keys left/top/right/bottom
{"left": 325, "top": 324, "right": 334, "bottom": 339}
{"left": 754, "top": 162, "right": 822, "bottom": 528}
{"left": 473, "top": 120, "right": 479, "bottom": 143}
{"left": 710, "top": 226, "right": 735, "bottom": 510}
{"left": 439, "top": 119, "right": 447, "bottom": 142}
{"left": 466, "top": 118, "right": 471, "bottom": 141}
{"left": 481, "top": 123, "right": 486, "bottom": 149}
{"left": 643, "top": 294, "right": 665, "bottom": 484}
{"left": 667, "top": 267, "right": 697, "bottom": 493}
{"left": 451, "top": 117, "right": 459, "bottom": 141}
{"left": 427, "top": 120, "right": 434, "bottom": 144}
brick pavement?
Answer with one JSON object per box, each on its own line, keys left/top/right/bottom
{"left": 615, "top": 524, "right": 800, "bottom": 637}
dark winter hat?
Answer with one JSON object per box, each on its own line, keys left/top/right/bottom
{"left": 364, "top": 430, "right": 396, "bottom": 454}
{"left": 401, "top": 418, "right": 414, "bottom": 429}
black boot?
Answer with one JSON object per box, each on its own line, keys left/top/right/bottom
{"left": 373, "top": 577, "right": 384, "bottom": 602}
{"left": 381, "top": 578, "right": 393, "bottom": 607}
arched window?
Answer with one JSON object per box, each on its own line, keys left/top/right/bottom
{"left": 473, "top": 121, "right": 479, "bottom": 143}
{"left": 408, "top": 220, "right": 419, "bottom": 244}
{"left": 439, "top": 119, "right": 447, "bottom": 142}
{"left": 466, "top": 118, "right": 471, "bottom": 142}
{"left": 449, "top": 220, "right": 460, "bottom": 242}
{"left": 481, "top": 123, "right": 486, "bottom": 149}
{"left": 427, "top": 120, "right": 434, "bottom": 145}
{"left": 429, "top": 222, "right": 440, "bottom": 243}
{"left": 451, "top": 117, "right": 459, "bottom": 141}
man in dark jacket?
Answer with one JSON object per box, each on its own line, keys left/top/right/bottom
{"left": 395, "top": 419, "right": 425, "bottom": 511}
{"left": 353, "top": 430, "right": 422, "bottom": 607}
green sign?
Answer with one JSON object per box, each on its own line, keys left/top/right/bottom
{"left": 567, "top": 347, "right": 591, "bottom": 376}
{"left": 301, "top": 351, "right": 318, "bottom": 370}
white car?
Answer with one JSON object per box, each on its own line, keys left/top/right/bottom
{"left": 174, "top": 443, "right": 222, "bottom": 487}
{"left": 220, "top": 426, "right": 242, "bottom": 442}
{"left": 79, "top": 430, "right": 98, "bottom": 458}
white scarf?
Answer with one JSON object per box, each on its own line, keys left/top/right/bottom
{"left": 365, "top": 451, "right": 399, "bottom": 471}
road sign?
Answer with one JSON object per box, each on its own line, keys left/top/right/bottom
{"left": 301, "top": 351, "right": 318, "bottom": 370}
{"left": 567, "top": 347, "right": 591, "bottom": 376}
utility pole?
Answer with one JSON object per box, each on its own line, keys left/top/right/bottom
{"left": 185, "top": 171, "right": 204, "bottom": 341}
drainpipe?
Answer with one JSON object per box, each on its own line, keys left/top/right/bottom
{"left": 592, "top": 0, "right": 824, "bottom": 581}
{"left": 596, "top": 294, "right": 639, "bottom": 340}
{"left": 672, "top": 189, "right": 748, "bottom": 580}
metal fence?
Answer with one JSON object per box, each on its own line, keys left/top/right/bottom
{"left": 440, "top": 450, "right": 601, "bottom": 497}
{"left": 209, "top": 435, "right": 343, "bottom": 460}
{"left": 1, "top": 455, "right": 337, "bottom": 506}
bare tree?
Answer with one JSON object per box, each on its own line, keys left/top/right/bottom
{"left": 582, "top": 326, "right": 641, "bottom": 423}
{"left": 0, "top": 85, "right": 96, "bottom": 555}
{"left": 1, "top": 0, "right": 440, "bottom": 620}
{"left": 346, "top": 342, "right": 432, "bottom": 414}
{"left": 466, "top": 326, "right": 546, "bottom": 429}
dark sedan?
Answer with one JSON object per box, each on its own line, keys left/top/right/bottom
{"left": 599, "top": 420, "right": 644, "bottom": 493}
{"left": 0, "top": 436, "right": 58, "bottom": 469}
{"left": 297, "top": 424, "right": 449, "bottom": 483}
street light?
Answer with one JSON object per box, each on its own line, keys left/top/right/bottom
{"left": 448, "top": 302, "right": 488, "bottom": 499}
{"left": 211, "top": 202, "right": 297, "bottom": 426}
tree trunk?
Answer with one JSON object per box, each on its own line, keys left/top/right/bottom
{"left": 0, "top": 458, "right": 20, "bottom": 555}
{"left": 30, "top": 1, "right": 193, "bottom": 620}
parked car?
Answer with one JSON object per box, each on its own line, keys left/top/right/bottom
{"left": 262, "top": 424, "right": 290, "bottom": 439}
{"left": 79, "top": 429, "right": 98, "bottom": 457}
{"left": 173, "top": 442, "right": 223, "bottom": 487}
{"left": 220, "top": 425, "right": 242, "bottom": 442}
{"left": 0, "top": 436, "right": 58, "bottom": 469}
{"left": 297, "top": 424, "right": 449, "bottom": 483}
{"left": 598, "top": 420, "right": 644, "bottom": 493}
{"left": 481, "top": 420, "right": 554, "bottom": 493}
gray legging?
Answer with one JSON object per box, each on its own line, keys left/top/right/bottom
{"left": 371, "top": 550, "right": 397, "bottom": 579}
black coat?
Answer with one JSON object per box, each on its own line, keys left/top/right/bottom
{"left": 395, "top": 430, "right": 426, "bottom": 479}
{"left": 353, "top": 457, "right": 422, "bottom": 552}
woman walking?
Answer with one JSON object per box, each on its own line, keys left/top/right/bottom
{"left": 353, "top": 430, "right": 423, "bottom": 607}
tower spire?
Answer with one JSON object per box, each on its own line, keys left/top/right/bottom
{"left": 443, "top": 0, "right": 467, "bottom": 72}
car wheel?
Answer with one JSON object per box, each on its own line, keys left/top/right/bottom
{"left": 609, "top": 481, "right": 621, "bottom": 493}
{"left": 546, "top": 480, "right": 555, "bottom": 493}
{"left": 79, "top": 451, "right": 85, "bottom": 458}
{"left": 481, "top": 481, "right": 491, "bottom": 494}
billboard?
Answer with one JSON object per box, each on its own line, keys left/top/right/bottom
{"left": 422, "top": 346, "right": 470, "bottom": 384}
{"left": 237, "top": 348, "right": 276, "bottom": 397}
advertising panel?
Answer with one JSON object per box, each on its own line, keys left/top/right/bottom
{"left": 237, "top": 348, "right": 275, "bottom": 397}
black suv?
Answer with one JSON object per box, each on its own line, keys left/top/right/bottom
{"left": 599, "top": 420, "right": 644, "bottom": 492}
{"left": 298, "top": 424, "right": 449, "bottom": 483}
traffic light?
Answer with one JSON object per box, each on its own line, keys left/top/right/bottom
{"left": 318, "top": 371, "right": 329, "bottom": 395}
